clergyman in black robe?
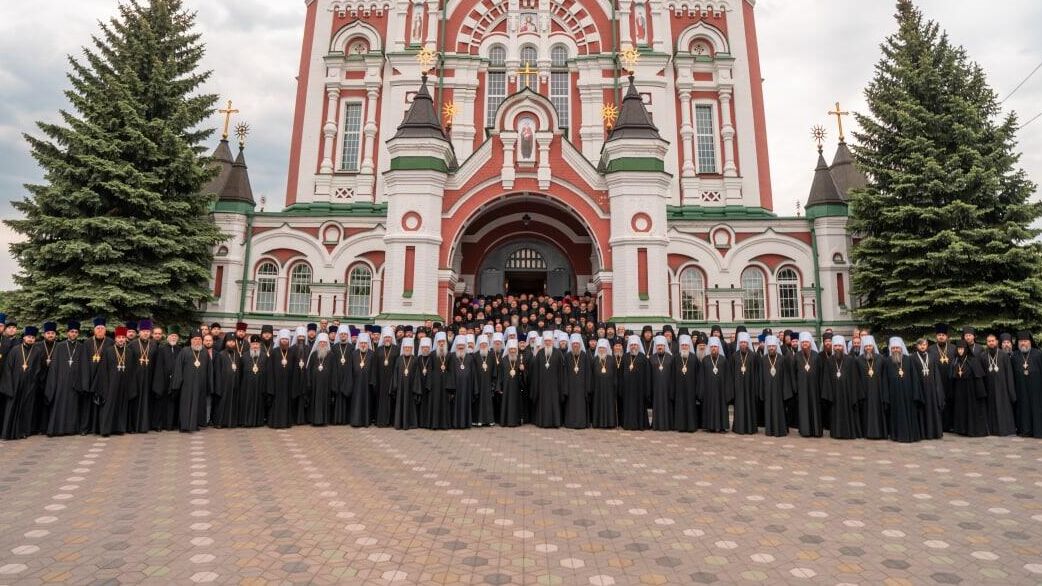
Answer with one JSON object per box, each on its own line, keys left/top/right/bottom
{"left": 212, "top": 337, "right": 242, "bottom": 428}
{"left": 619, "top": 336, "right": 650, "bottom": 430}
{"left": 80, "top": 321, "right": 113, "bottom": 434}
{"left": 590, "top": 340, "right": 618, "bottom": 429}
{"left": 267, "top": 330, "right": 297, "bottom": 429}
{"left": 239, "top": 335, "right": 270, "bottom": 427}
{"left": 392, "top": 338, "right": 421, "bottom": 430}
{"left": 45, "top": 323, "right": 83, "bottom": 437}
{"left": 446, "top": 339, "right": 475, "bottom": 429}
{"left": 928, "top": 325, "right": 957, "bottom": 431}
{"left": 331, "top": 328, "right": 354, "bottom": 425}
{"left": 127, "top": 333, "right": 158, "bottom": 433}
{"left": 562, "top": 335, "right": 591, "bottom": 429}
{"left": 1, "top": 329, "right": 45, "bottom": 440}
{"left": 305, "top": 334, "right": 336, "bottom": 426}
{"left": 855, "top": 336, "right": 888, "bottom": 440}
{"left": 373, "top": 330, "right": 399, "bottom": 427}
{"left": 760, "top": 336, "right": 792, "bottom": 437}
{"left": 1011, "top": 331, "right": 1042, "bottom": 438}
{"left": 884, "top": 338, "right": 923, "bottom": 443}
{"left": 699, "top": 337, "right": 729, "bottom": 432}
{"left": 728, "top": 333, "right": 761, "bottom": 434}
{"left": 472, "top": 336, "right": 498, "bottom": 426}
{"left": 672, "top": 335, "right": 699, "bottom": 433}
{"left": 645, "top": 336, "right": 673, "bottom": 431}
{"left": 348, "top": 334, "right": 377, "bottom": 427}
{"left": 499, "top": 340, "right": 526, "bottom": 427}
{"left": 911, "top": 338, "right": 945, "bottom": 439}
{"left": 792, "top": 333, "right": 823, "bottom": 437}
{"left": 950, "top": 341, "right": 988, "bottom": 436}
{"left": 821, "top": 336, "right": 862, "bottom": 439}
{"left": 171, "top": 331, "right": 212, "bottom": 433}
{"left": 529, "top": 334, "right": 564, "bottom": 428}
{"left": 979, "top": 335, "right": 1017, "bottom": 436}
{"left": 92, "top": 328, "right": 135, "bottom": 437}
{"left": 151, "top": 332, "right": 182, "bottom": 431}
{"left": 424, "top": 335, "right": 453, "bottom": 429}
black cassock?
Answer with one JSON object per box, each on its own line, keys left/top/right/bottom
{"left": 911, "top": 350, "right": 945, "bottom": 439}
{"left": 499, "top": 354, "right": 526, "bottom": 427}
{"left": 446, "top": 352, "right": 475, "bottom": 429}
{"left": 473, "top": 352, "right": 498, "bottom": 426}
{"left": 529, "top": 348, "right": 565, "bottom": 428}
{"left": 821, "top": 353, "right": 862, "bottom": 439}
{"left": 305, "top": 351, "right": 337, "bottom": 426}
{"left": 856, "top": 354, "right": 889, "bottom": 440}
{"left": 590, "top": 354, "right": 618, "bottom": 429}
{"left": 374, "top": 344, "right": 399, "bottom": 427}
{"left": 928, "top": 342, "right": 957, "bottom": 431}
{"left": 92, "top": 343, "right": 136, "bottom": 437}
{"left": 620, "top": 353, "right": 650, "bottom": 430}
{"left": 979, "top": 349, "right": 1017, "bottom": 436}
{"left": 45, "top": 340, "right": 82, "bottom": 437}
{"left": 648, "top": 352, "right": 673, "bottom": 431}
{"left": 884, "top": 355, "right": 922, "bottom": 443}
{"left": 172, "top": 347, "right": 212, "bottom": 432}
{"left": 729, "top": 350, "right": 761, "bottom": 434}
{"left": 1, "top": 343, "right": 46, "bottom": 440}
{"left": 760, "top": 352, "right": 792, "bottom": 437}
{"left": 348, "top": 349, "right": 376, "bottom": 427}
{"left": 950, "top": 354, "right": 987, "bottom": 436}
{"left": 239, "top": 352, "right": 270, "bottom": 427}
{"left": 292, "top": 342, "right": 309, "bottom": 425}
{"left": 699, "top": 354, "right": 729, "bottom": 432}
{"left": 792, "top": 351, "right": 823, "bottom": 437}
{"left": 424, "top": 353, "right": 453, "bottom": 429}
{"left": 80, "top": 336, "right": 113, "bottom": 434}
{"left": 392, "top": 354, "right": 422, "bottom": 430}
{"left": 1011, "top": 348, "right": 1042, "bottom": 438}
{"left": 672, "top": 353, "right": 699, "bottom": 433}
{"left": 34, "top": 341, "right": 57, "bottom": 434}
{"left": 212, "top": 350, "right": 242, "bottom": 428}
{"left": 151, "top": 343, "right": 181, "bottom": 431}
{"left": 331, "top": 343, "right": 354, "bottom": 425}
{"left": 127, "top": 339, "right": 158, "bottom": 433}
{"left": 562, "top": 351, "right": 591, "bottom": 429}
{"left": 267, "top": 345, "right": 297, "bottom": 429}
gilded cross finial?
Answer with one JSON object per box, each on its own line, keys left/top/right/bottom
{"left": 417, "top": 47, "right": 438, "bottom": 73}
{"left": 601, "top": 103, "right": 619, "bottom": 129}
{"left": 827, "top": 101, "right": 850, "bottom": 142}
{"left": 620, "top": 47, "right": 640, "bottom": 75}
{"left": 234, "top": 121, "right": 250, "bottom": 148}
{"left": 442, "top": 101, "right": 458, "bottom": 125}
{"left": 811, "top": 125, "right": 827, "bottom": 152}
{"left": 219, "top": 99, "right": 239, "bottom": 140}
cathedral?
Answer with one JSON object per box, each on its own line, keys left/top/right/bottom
{"left": 202, "top": 0, "right": 863, "bottom": 330}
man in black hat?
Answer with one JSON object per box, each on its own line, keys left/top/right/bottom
{"left": 1, "top": 325, "right": 44, "bottom": 439}
{"left": 961, "top": 326, "right": 980, "bottom": 356}
{"left": 93, "top": 326, "right": 136, "bottom": 437}
{"left": 1012, "top": 331, "right": 1042, "bottom": 438}
{"left": 640, "top": 325, "right": 654, "bottom": 355}
{"left": 127, "top": 319, "right": 159, "bottom": 434}
{"left": 44, "top": 321, "right": 83, "bottom": 437}
{"left": 979, "top": 332, "right": 1016, "bottom": 436}
{"left": 260, "top": 325, "right": 275, "bottom": 356}
{"left": 152, "top": 327, "right": 182, "bottom": 431}
{"left": 172, "top": 330, "right": 212, "bottom": 432}
{"left": 79, "top": 317, "right": 112, "bottom": 434}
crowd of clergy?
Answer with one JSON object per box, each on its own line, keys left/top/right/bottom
{"left": 0, "top": 307, "right": 1040, "bottom": 442}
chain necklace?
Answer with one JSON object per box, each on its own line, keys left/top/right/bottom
{"left": 572, "top": 352, "right": 581, "bottom": 374}
{"left": 20, "top": 344, "right": 30, "bottom": 372}
{"left": 709, "top": 355, "right": 719, "bottom": 375}
{"left": 138, "top": 338, "right": 151, "bottom": 366}
{"left": 766, "top": 353, "right": 778, "bottom": 377}
{"left": 402, "top": 355, "right": 413, "bottom": 377}
{"left": 44, "top": 340, "right": 54, "bottom": 366}
{"left": 115, "top": 344, "right": 127, "bottom": 372}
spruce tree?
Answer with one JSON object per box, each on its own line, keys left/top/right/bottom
{"left": 848, "top": 0, "right": 1042, "bottom": 335}
{"left": 6, "top": 0, "right": 223, "bottom": 327}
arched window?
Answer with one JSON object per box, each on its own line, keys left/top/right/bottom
{"left": 506, "top": 248, "right": 546, "bottom": 270}
{"left": 520, "top": 45, "right": 538, "bottom": 90}
{"left": 346, "top": 265, "right": 373, "bottom": 317}
{"left": 778, "top": 267, "right": 800, "bottom": 318}
{"left": 679, "top": 267, "right": 706, "bottom": 321}
{"left": 486, "top": 44, "right": 507, "bottom": 124}
{"left": 255, "top": 261, "right": 278, "bottom": 313}
{"left": 741, "top": 267, "right": 765, "bottom": 320}
{"left": 287, "top": 263, "right": 312, "bottom": 315}
{"left": 549, "top": 44, "right": 569, "bottom": 128}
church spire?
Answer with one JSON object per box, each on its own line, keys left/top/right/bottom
{"left": 828, "top": 139, "right": 867, "bottom": 198}
{"left": 606, "top": 74, "right": 662, "bottom": 142}
{"left": 393, "top": 71, "right": 448, "bottom": 141}
{"left": 806, "top": 144, "right": 844, "bottom": 208}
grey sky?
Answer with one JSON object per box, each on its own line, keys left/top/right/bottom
{"left": 0, "top": 0, "right": 1039, "bottom": 291}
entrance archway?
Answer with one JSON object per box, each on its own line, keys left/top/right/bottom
{"left": 476, "top": 240, "right": 575, "bottom": 296}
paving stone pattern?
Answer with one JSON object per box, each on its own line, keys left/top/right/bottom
{"left": 1, "top": 428, "right": 1042, "bottom": 585}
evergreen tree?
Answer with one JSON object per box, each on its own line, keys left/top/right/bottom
{"left": 848, "top": 0, "right": 1042, "bottom": 335}
{"left": 6, "top": 0, "right": 223, "bottom": 327}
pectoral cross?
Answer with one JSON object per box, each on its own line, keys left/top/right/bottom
{"left": 219, "top": 99, "right": 239, "bottom": 140}
{"left": 518, "top": 61, "right": 536, "bottom": 89}
{"left": 827, "top": 101, "right": 850, "bottom": 142}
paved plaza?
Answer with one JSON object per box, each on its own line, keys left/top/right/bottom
{"left": 1, "top": 427, "right": 1041, "bottom": 585}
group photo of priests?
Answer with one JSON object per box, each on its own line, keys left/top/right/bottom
{"left": 2, "top": 292, "right": 1040, "bottom": 443}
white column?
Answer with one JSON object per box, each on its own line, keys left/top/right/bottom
{"left": 678, "top": 92, "right": 695, "bottom": 177}
{"left": 500, "top": 132, "right": 516, "bottom": 189}
{"left": 361, "top": 88, "right": 379, "bottom": 174}
{"left": 370, "top": 273, "right": 383, "bottom": 317}
{"left": 276, "top": 276, "right": 288, "bottom": 314}
{"left": 618, "top": 4, "right": 631, "bottom": 48}
{"left": 670, "top": 278, "right": 680, "bottom": 320}
{"left": 424, "top": 0, "right": 438, "bottom": 48}
{"left": 536, "top": 132, "right": 552, "bottom": 189}
{"left": 320, "top": 89, "right": 339, "bottom": 173}
{"left": 650, "top": 0, "right": 668, "bottom": 52}
{"left": 719, "top": 88, "right": 737, "bottom": 177}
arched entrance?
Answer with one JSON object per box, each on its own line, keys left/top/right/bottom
{"left": 476, "top": 240, "right": 575, "bottom": 296}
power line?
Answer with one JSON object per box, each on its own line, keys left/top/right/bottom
{"left": 1019, "top": 110, "right": 1042, "bottom": 130}
{"left": 1000, "top": 58, "right": 1042, "bottom": 104}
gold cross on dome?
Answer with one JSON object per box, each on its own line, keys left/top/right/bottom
{"left": 827, "top": 101, "right": 850, "bottom": 142}
{"left": 219, "top": 100, "right": 239, "bottom": 140}
{"left": 417, "top": 47, "right": 438, "bottom": 72}
{"left": 620, "top": 47, "right": 640, "bottom": 74}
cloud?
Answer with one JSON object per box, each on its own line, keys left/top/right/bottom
{"left": 0, "top": 0, "right": 1038, "bottom": 291}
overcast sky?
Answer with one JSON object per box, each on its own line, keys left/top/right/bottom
{"left": 0, "top": 0, "right": 1039, "bottom": 290}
